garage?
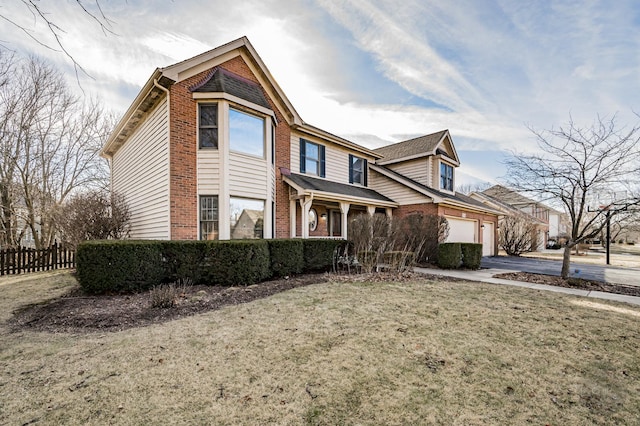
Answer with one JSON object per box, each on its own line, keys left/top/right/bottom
{"left": 482, "top": 222, "right": 495, "bottom": 256}
{"left": 446, "top": 217, "right": 477, "bottom": 243}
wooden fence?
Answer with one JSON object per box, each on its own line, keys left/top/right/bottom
{"left": 0, "top": 242, "right": 75, "bottom": 276}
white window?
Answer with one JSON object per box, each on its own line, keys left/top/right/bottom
{"left": 440, "top": 162, "right": 454, "bottom": 191}
{"left": 230, "top": 197, "right": 265, "bottom": 239}
{"left": 198, "top": 104, "right": 218, "bottom": 148}
{"left": 200, "top": 196, "right": 219, "bottom": 240}
{"left": 229, "top": 108, "right": 265, "bottom": 157}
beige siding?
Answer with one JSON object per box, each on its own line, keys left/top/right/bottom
{"left": 112, "top": 98, "right": 169, "bottom": 239}
{"left": 197, "top": 150, "right": 221, "bottom": 193}
{"left": 370, "top": 170, "right": 431, "bottom": 205}
{"left": 229, "top": 152, "right": 268, "bottom": 199}
{"left": 290, "top": 134, "right": 300, "bottom": 173}
{"left": 290, "top": 132, "right": 361, "bottom": 184}
{"left": 324, "top": 144, "right": 349, "bottom": 182}
{"left": 387, "top": 158, "right": 429, "bottom": 186}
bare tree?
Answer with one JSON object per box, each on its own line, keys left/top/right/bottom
{"left": 505, "top": 115, "right": 640, "bottom": 278}
{"left": 0, "top": 52, "right": 112, "bottom": 248}
{"left": 0, "top": 0, "right": 114, "bottom": 80}
{"left": 499, "top": 214, "right": 538, "bottom": 256}
{"left": 456, "top": 182, "right": 492, "bottom": 195}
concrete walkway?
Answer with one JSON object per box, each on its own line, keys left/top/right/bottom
{"left": 414, "top": 267, "right": 640, "bottom": 307}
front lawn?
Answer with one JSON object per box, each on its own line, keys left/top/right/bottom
{"left": 1, "top": 272, "right": 639, "bottom": 425}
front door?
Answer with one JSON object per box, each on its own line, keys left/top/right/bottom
{"left": 329, "top": 210, "right": 342, "bottom": 237}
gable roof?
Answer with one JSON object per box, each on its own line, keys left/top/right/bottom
{"left": 482, "top": 185, "right": 544, "bottom": 208}
{"left": 370, "top": 164, "right": 501, "bottom": 215}
{"left": 470, "top": 192, "right": 546, "bottom": 225}
{"left": 373, "top": 130, "right": 459, "bottom": 165}
{"left": 102, "top": 36, "right": 380, "bottom": 159}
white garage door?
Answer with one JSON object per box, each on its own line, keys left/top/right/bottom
{"left": 482, "top": 222, "right": 495, "bottom": 256}
{"left": 446, "top": 218, "right": 476, "bottom": 243}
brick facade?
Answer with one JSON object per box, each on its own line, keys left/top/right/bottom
{"left": 168, "top": 55, "right": 291, "bottom": 239}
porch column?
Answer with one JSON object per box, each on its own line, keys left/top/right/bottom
{"left": 340, "top": 202, "right": 350, "bottom": 240}
{"left": 290, "top": 199, "right": 297, "bottom": 238}
{"left": 385, "top": 207, "right": 393, "bottom": 218}
{"left": 367, "top": 205, "right": 376, "bottom": 216}
{"left": 300, "top": 197, "right": 313, "bottom": 239}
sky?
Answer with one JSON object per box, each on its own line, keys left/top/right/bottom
{"left": 1, "top": 0, "right": 639, "bottom": 186}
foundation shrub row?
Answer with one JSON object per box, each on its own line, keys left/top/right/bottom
{"left": 77, "top": 239, "right": 340, "bottom": 294}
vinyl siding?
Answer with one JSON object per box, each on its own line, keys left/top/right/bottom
{"left": 197, "top": 150, "right": 221, "bottom": 193}
{"left": 290, "top": 132, "right": 363, "bottom": 184}
{"left": 112, "top": 98, "right": 169, "bottom": 239}
{"left": 369, "top": 170, "right": 431, "bottom": 205}
{"left": 387, "top": 158, "right": 429, "bottom": 186}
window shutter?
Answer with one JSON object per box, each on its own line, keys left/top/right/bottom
{"left": 319, "top": 145, "right": 326, "bottom": 178}
{"left": 300, "top": 139, "right": 306, "bottom": 173}
{"left": 348, "top": 154, "right": 354, "bottom": 184}
{"left": 363, "top": 159, "right": 368, "bottom": 186}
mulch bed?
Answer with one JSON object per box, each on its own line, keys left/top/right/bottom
{"left": 10, "top": 274, "right": 327, "bottom": 334}
{"left": 494, "top": 272, "right": 640, "bottom": 297}
{"left": 10, "top": 270, "right": 638, "bottom": 335}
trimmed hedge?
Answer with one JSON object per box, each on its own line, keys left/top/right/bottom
{"left": 79, "top": 239, "right": 269, "bottom": 294}
{"left": 268, "top": 239, "right": 303, "bottom": 277}
{"left": 437, "top": 243, "right": 462, "bottom": 269}
{"left": 200, "top": 240, "right": 270, "bottom": 286}
{"left": 303, "top": 239, "right": 343, "bottom": 272}
{"left": 460, "top": 243, "right": 483, "bottom": 269}
{"left": 76, "top": 240, "right": 165, "bottom": 294}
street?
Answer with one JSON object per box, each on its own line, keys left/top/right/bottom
{"left": 481, "top": 256, "right": 640, "bottom": 286}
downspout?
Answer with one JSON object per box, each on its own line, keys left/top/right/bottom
{"left": 153, "top": 79, "right": 171, "bottom": 240}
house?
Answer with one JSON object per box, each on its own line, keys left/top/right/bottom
{"left": 470, "top": 190, "right": 547, "bottom": 251}
{"left": 477, "top": 185, "right": 569, "bottom": 249}
{"left": 102, "top": 36, "right": 499, "bottom": 254}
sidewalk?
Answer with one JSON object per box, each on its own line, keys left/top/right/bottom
{"left": 414, "top": 267, "right": 640, "bottom": 307}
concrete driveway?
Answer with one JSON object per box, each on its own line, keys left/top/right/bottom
{"left": 481, "top": 256, "right": 640, "bottom": 286}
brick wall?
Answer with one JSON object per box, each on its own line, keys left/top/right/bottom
{"left": 168, "top": 54, "right": 292, "bottom": 239}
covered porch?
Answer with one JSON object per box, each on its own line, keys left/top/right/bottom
{"left": 282, "top": 173, "right": 397, "bottom": 239}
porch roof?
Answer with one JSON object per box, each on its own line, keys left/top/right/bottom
{"left": 283, "top": 172, "right": 397, "bottom": 207}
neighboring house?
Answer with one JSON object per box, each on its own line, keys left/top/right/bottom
{"left": 102, "top": 36, "right": 499, "bottom": 254}
{"left": 478, "top": 185, "right": 568, "bottom": 249}
{"left": 470, "top": 191, "right": 547, "bottom": 251}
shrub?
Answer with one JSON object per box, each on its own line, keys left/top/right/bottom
{"left": 201, "top": 240, "right": 271, "bottom": 286}
{"left": 268, "top": 239, "right": 303, "bottom": 277}
{"left": 149, "top": 278, "right": 192, "bottom": 308}
{"left": 357, "top": 250, "right": 378, "bottom": 273}
{"left": 383, "top": 251, "right": 415, "bottom": 272}
{"left": 76, "top": 240, "right": 165, "bottom": 294}
{"left": 394, "top": 214, "right": 449, "bottom": 264}
{"left": 303, "top": 239, "right": 343, "bottom": 272}
{"left": 460, "top": 243, "right": 483, "bottom": 269}
{"left": 437, "top": 243, "right": 462, "bottom": 269}
{"left": 161, "top": 240, "right": 208, "bottom": 284}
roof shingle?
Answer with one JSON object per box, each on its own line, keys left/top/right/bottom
{"left": 373, "top": 130, "right": 447, "bottom": 163}
{"left": 190, "top": 67, "right": 271, "bottom": 110}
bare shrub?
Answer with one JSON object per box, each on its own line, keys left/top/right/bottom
{"left": 149, "top": 278, "right": 192, "bottom": 309}
{"left": 57, "top": 190, "right": 130, "bottom": 248}
{"left": 393, "top": 213, "right": 449, "bottom": 264}
{"left": 499, "top": 215, "right": 538, "bottom": 256}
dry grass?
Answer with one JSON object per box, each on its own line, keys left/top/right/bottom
{"left": 1, "top": 272, "right": 640, "bottom": 425}
{"left": 520, "top": 246, "right": 640, "bottom": 268}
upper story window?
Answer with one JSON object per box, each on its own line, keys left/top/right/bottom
{"left": 300, "top": 138, "right": 325, "bottom": 177}
{"left": 229, "top": 108, "right": 265, "bottom": 157}
{"left": 440, "top": 162, "right": 454, "bottom": 191}
{"left": 198, "top": 104, "right": 218, "bottom": 148}
{"left": 349, "top": 154, "right": 367, "bottom": 186}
